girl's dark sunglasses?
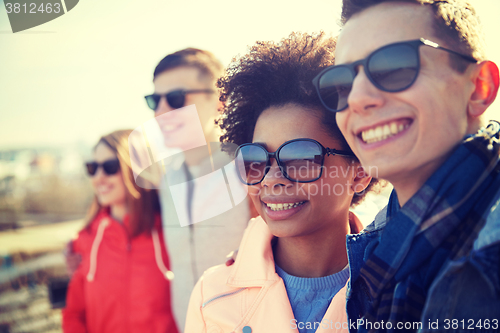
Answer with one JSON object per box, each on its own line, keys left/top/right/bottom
{"left": 234, "top": 138, "right": 355, "bottom": 185}
{"left": 85, "top": 159, "right": 120, "bottom": 177}
{"left": 312, "top": 38, "right": 477, "bottom": 113}
{"left": 144, "top": 89, "right": 215, "bottom": 111}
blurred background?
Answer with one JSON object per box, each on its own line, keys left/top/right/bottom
{"left": 0, "top": 0, "right": 499, "bottom": 332}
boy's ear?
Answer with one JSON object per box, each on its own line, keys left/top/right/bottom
{"left": 468, "top": 61, "right": 499, "bottom": 118}
{"left": 351, "top": 166, "right": 372, "bottom": 194}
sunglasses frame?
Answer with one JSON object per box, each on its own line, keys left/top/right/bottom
{"left": 144, "top": 89, "right": 215, "bottom": 111}
{"left": 234, "top": 138, "right": 355, "bottom": 185}
{"left": 312, "top": 38, "right": 477, "bottom": 113}
{"left": 85, "top": 159, "right": 121, "bottom": 177}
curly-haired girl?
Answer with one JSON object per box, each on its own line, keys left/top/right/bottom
{"left": 185, "top": 32, "right": 380, "bottom": 333}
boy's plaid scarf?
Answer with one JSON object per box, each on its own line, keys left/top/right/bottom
{"left": 358, "top": 121, "right": 500, "bottom": 332}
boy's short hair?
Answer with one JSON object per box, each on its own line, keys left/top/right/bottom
{"left": 341, "top": 0, "right": 486, "bottom": 72}
{"left": 153, "top": 48, "right": 224, "bottom": 82}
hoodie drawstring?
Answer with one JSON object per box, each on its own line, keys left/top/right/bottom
{"left": 152, "top": 228, "right": 175, "bottom": 281}
{"left": 86, "top": 218, "right": 173, "bottom": 282}
{"left": 87, "top": 218, "right": 110, "bottom": 282}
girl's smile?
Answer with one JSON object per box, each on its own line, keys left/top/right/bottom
{"left": 249, "top": 103, "right": 364, "bottom": 239}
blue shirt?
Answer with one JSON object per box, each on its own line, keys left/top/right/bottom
{"left": 276, "top": 264, "right": 350, "bottom": 333}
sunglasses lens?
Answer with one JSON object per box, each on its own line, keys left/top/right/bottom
{"left": 145, "top": 95, "right": 160, "bottom": 110}
{"left": 85, "top": 162, "right": 98, "bottom": 176}
{"left": 86, "top": 160, "right": 120, "bottom": 177}
{"left": 318, "top": 66, "right": 353, "bottom": 112}
{"left": 102, "top": 160, "right": 120, "bottom": 175}
{"left": 280, "top": 141, "right": 323, "bottom": 182}
{"left": 235, "top": 145, "right": 268, "bottom": 185}
{"left": 166, "top": 91, "right": 186, "bottom": 109}
{"left": 368, "top": 43, "right": 418, "bottom": 92}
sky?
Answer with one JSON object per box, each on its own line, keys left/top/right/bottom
{"left": 1, "top": 0, "right": 499, "bottom": 150}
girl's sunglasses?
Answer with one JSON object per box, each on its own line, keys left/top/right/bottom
{"left": 234, "top": 138, "right": 355, "bottom": 185}
{"left": 144, "top": 89, "right": 215, "bottom": 111}
{"left": 312, "top": 38, "right": 477, "bottom": 112}
{"left": 85, "top": 159, "right": 120, "bottom": 177}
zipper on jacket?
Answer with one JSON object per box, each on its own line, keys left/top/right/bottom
{"left": 125, "top": 235, "right": 131, "bottom": 333}
{"left": 119, "top": 222, "right": 132, "bottom": 252}
{"left": 202, "top": 288, "right": 246, "bottom": 308}
{"left": 114, "top": 218, "right": 132, "bottom": 332}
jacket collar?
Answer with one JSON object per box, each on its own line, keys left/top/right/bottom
{"left": 227, "top": 217, "right": 279, "bottom": 287}
{"left": 349, "top": 211, "right": 364, "bottom": 234}
{"left": 227, "top": 212, "right": 364, "bottom": 288}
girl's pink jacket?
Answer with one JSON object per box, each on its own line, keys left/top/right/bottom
{"left": 185, "top": 215, "right": 363, "bottom": 333}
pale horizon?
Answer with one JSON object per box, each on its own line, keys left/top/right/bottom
{"left": 1, "top": 0, "right": 499, "bottom": 150}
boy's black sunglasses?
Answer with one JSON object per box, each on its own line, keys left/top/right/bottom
{"left": 234, "top": 138, "right": 355, "bottom": 185}
{"left": 312, "top": 38, "right": 477, "bottom": 112}
{"left": 85, "top": 159, "right": 120, "bottom": 176}
{"left": 145, "top": 89, "right": 215, "bottom": 111}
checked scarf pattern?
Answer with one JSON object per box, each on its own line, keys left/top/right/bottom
{"left": 358, "top": 121, "right": 500, "bottom": 332}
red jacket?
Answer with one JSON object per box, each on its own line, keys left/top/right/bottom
{"left": 62, "top": 209, "right": 179, "bottom": 333}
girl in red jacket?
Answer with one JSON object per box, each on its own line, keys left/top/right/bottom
{"left": 62, "top": 129, "right": 179, "bottom": 333}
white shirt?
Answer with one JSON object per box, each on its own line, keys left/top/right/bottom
{"left": 159, "top": 144, "right": 250, "bottom": 331}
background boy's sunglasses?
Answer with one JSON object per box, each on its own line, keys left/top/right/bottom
{"left": 85, "top": 159, "right": 120, "bottom": 176}
{"left": 312, "top": 38, "right": 477, "bottom": 112}
{"left": 144, "top": 89, "right": 215, "bottom": 111}
{"left": 234, "top": 138, "right": 355, "bottom": 185}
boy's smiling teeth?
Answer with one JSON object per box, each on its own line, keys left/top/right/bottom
{"left": 265, "top": 201, "right": 305, "bottom": 211}
{"left": 360, "top": 121, "right": 410, "bottom": 144}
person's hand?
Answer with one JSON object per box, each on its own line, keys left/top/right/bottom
{"left": 225, "top": 249, "right": 238, "bottom": 266}
{"left": 63, "top": 240, "right": 82, "bottom": 277}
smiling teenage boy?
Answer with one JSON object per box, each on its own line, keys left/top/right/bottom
{"left": 313, "top": 0, "right": 500, "bottom": 331}
{"left": 144, "top": 49, "right": 254, "bottom": 330}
